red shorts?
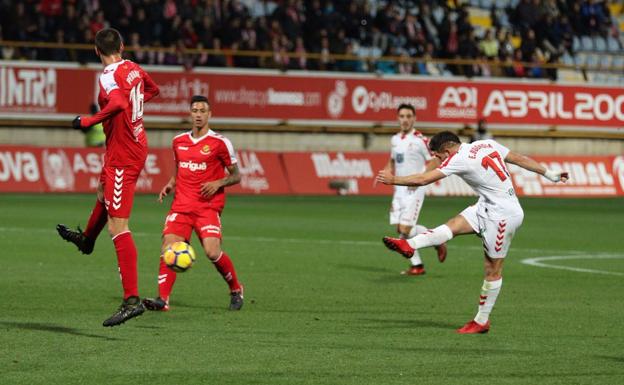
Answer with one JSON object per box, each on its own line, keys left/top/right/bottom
{"left": 162, "top": 209, "right": 222, "bottom": 241}
{"left": 100, "top": 165, "right": 142, "bottom": 218}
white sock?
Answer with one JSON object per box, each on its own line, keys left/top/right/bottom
{"left": 408, "top": 224, "right": 428, "bottom": 238}
{"left": 406, "top": 224, "right": 453, "bottom": 249}
{"left": 409, "top": 250, "right": 423, "bottom": 266}
{"left": 474, "top": 278, "right": 503, "bottom": 325}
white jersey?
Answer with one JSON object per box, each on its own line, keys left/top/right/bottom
{"left": 391, "top": 130, "right": 432, "bottom": 194}
{"left": 438, "top": 140, "right": 523, "bottom": 219}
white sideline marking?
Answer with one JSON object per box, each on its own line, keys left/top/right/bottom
{"left": 1, "top": 226, "right": 596, "bottom": 255}
{"left": 521, "top": 255, "right": 624, "bottom": 276}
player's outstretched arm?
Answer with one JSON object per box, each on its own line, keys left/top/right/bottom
{"left": 505, "top": 151, "right": 569, "bottom": 182}
{"left": 376, "top": 168, "right": 446, "bottom": 187}
{"left": 200, "top": 164, "right": 241, "bottom": 197}
{"left": 78, "top": 89, "right": 128, "bottom": 128}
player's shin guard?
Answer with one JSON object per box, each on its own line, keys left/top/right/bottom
{"left": 212, "top": 252, "right": 242, "bottom": 292}
{"left": 157, "top": 258, "right": 177, "bottom": 302}
{"left": 407, "top": 224, "right": 453, "bottom": 250}
{"left": 112, "top": 231, "right": 139, "bottom": 299}
{"left": 84, "top": 199, "right": 108, "bottom": 240}
{"left": 474, "top": 278, "right": 502, "bottom": 325}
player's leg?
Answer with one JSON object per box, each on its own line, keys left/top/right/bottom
{"left": 143, "top": 232, "right": 187, "bottom": 311}
{"left": 144, "top": 212, "right": 193, "bottom": 311}
{"left": 196, "top": 210, "right": 244, "bottom": 310}
{"left": 56, "top": 181, "right": 106, "bottom": 254}
{"left": 383, "top": 205, "right": 477, "bottom": 258}
{"left": 397, "top": 193, "right": 426, "bottom": 274}
{"left": 456, "top": 255, "right": 504, "bottom": 334}
{"left": 457, "top": 214, "right": 523, "bottom": 334}
{"left": 101, "top": 166, "right": 144, "bottom": 327}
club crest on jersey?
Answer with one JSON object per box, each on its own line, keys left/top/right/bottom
{"left": 200, "top": 145, "right": 211, "bottom": 155}
{"left": 396, "top": 153, "right": 404, "bottom": 163}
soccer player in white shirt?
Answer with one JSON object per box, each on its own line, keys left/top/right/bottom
{"left": 376, "top": 131, "right": 569, "bottom": 334}
{"left": 383, "top": 104, "right": 447, "bottom": 275}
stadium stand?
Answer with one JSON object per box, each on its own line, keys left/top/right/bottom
{"left": 0, "top": 0, "right": 622, "bottom": 81}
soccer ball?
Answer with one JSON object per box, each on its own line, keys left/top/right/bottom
{"left": 162, "top": 241, "right": 196, "bottom": 272}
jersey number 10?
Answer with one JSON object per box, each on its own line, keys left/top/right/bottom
{"left": 129, "top": 81, "right": 144, "bottom": 123}
{"left": 481, "top": 151, "right": 509, "bottom": 181}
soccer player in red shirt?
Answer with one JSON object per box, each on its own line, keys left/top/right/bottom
{"left": 56, "top": 28, "right": 159, "bottom": 327}
{"left": 142, "top": 95, "right": 244, "bottom": 312}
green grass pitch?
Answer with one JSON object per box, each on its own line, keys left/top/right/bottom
{"left": 1, "top": 194, "right": 623, "bottom": 385}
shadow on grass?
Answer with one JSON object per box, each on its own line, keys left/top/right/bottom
{"left": 0, "top": 321, "right": 120, "bottom": 341}
{"left": 334, "top": 263, "right": 396, "bottom": 274}
{"left": 594, "top": 355, "right": 624, "bottom": 363}
{"left": 358, "top": 318, "right": 457, "bottom": 330}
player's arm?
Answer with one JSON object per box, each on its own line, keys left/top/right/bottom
{"left": 505, "top": 151, "right": 569, "bottom": 182}
{"left": 424, "top": 156, "right": 441, "bottom": 172}
{"left": 142, "top": 70, "right": 160, "bottom": 102}
{"left": 74, "top": 89, "right": 128, "bottom": 128}
{"left": 158, "top": 171, "right": 176, "bottom": 203}
{"left": 383, "top": 157, "right": 394, "bottom": 173}
{"left": 200, "top": 164, "right": 241, "bottom": 197}
{"left": 376, "top": 168, "right": 446, "bottom": 187}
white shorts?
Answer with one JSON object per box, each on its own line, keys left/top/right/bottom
{"left": 459, "top": 205, "right": 524, "bottom": 258}
{"left": 389, "top": 188, "right": 425, "bottom": 227}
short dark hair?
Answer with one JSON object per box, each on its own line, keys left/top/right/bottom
{"left": 95, "top": 28, "right": 123, "bottom": 56}
{"left": 429, "top": 131, "right": 461, "bottom": 152}
{"left": 397, "top": 103, "right": 415, "bottom": 114}
{"left": 190, "top": 95, "right": 210, "bottom": 107}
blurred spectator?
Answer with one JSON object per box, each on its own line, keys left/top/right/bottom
{"left": 470, "top": 119, "right": 493, "bottom": 142}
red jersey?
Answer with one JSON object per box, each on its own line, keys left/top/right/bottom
{"left": 81, "top": 60, "right": 159, "bottom": 167}
{"left": 171, "top": 130, "right": 238, "bottom": 213}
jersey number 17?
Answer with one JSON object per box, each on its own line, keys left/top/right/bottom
{"left": 481, "top": 151, "right": 509, "bottom": 181}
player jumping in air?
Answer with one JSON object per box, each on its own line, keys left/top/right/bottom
{"left": 56, "top": 28, "right": 160, "bottom": 327}
{"left": 142, "top": 95, "right": 244, "bottom": 312}
{"left": 377, "top": 131, "right": 569, "bottom": 334}
{"left": 382, "top": 104, "right": 446, "bottom": 275}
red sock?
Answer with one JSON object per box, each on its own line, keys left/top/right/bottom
{"left": 213, "top": 252, "right": 241, "bottom": 292}
{"left": 84, "top": 199, "right": 107, "bottom": 240}
{"left": 112, "top": 231, "right": 139, "bottom": 299}
{"left": 157, "top": 258, "right": 177, "bottom": 302}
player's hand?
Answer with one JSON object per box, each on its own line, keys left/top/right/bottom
{"left": 72, "top": 116, "right": 85, "bottom": 132}
{"left": 200, "top": 180, "right": 222, "bottom": 197}
{"left": 158, "top": 184, "right": 174, "bottom": 203}
{"left": 376, "top": 169, "right": 395, "bottom": 185}
{"left": 544, "top": 169, "right": 569, "bottom": 183}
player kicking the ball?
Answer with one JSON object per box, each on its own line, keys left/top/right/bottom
{"left": 142, "top": 95, "right": 244, "bottom": 312}
{"left": 56, "top": 28, "right": 159, "bottom": 327}
{"left": 377, "top": 131, "right": 569, "bottom": 334}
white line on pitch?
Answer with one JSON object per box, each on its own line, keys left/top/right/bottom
{"left": 0, "top": 226, "right": 596, "bottom": 255}
{"left": 521, "top": 255, "right": 624, "bottom": 276}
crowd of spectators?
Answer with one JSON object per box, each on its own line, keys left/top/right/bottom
{"left": 0, "top": 0, "right": 621, "bottom": 80}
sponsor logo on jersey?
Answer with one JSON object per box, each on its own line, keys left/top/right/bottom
{"left": 178, "top": 146, "right": 189, "bottom": 150}
{"left": 200, "top": 145, "right": 211, "bottom": 155}
{"left": 179, "top": 160, "right": 207, "bottom": 171}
